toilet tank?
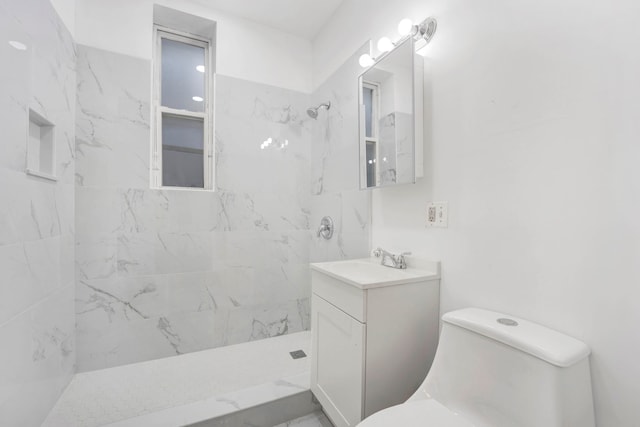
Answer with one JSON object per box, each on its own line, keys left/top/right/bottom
{"left": 412, "top": 308, "right": 595, "bottom": 427}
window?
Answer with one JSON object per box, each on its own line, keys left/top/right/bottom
{"left": 363, "top": 81, "right": 379, "bottom": 187}
{"left": 152, "top": 27, "right": 213, "bottom": 189}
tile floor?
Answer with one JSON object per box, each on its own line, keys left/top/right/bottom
{"left": 43, "top": 332, "right": 313, "bottom": 426}
{"left": 274, "top": 411, "right": 334, "bottom": 427}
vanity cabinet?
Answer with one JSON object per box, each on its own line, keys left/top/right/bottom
{"left": 310, "top": 259, "right": 440, "bottom": 427}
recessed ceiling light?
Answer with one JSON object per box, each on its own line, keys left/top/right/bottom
{"left": 192, "top": 96, "right": 204, "bottom": 102}
{"left": 196, "top": 65, "right": 205, "bottom": 73}
{"left": 8, "top": 40, "right": 27, "bottom": 51}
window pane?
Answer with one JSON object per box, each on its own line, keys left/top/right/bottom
{"left": 162, "top": 114, "right": 204, "bottom": 188}
{"left": 161, "top": 38, "right": 206, "bottom": 112}
{"left": 363, "top": 87, "right": 373, "bottom": 138}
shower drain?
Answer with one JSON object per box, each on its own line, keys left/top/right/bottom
{"left": 289, "top": 350, "right": 307, "bottom": 359}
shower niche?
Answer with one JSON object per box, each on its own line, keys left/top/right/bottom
{"left": 358, "top": 36, "right": 424, "bottom": 189}
{"left": 26, "top": 107, "right": 57, "bottom": 181}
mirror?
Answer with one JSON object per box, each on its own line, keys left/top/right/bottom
{"left": 358, "top": 36, "right": 423, "bottom": 189}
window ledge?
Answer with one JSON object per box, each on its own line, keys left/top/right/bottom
{"left": 152, "top": 186, "right": 215, "bottom": 193}
{"left": 26, "top": 169, "right": 57, "bottom": 182}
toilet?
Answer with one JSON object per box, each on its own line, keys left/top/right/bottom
{"left": 356, "top": 308, "right": 596, "bottom": 427}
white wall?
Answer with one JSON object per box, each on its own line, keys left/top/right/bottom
{"left": 75, "top": 0, "right": 313, "bottom": 93}
{"left": 315, "top": 1, "right": 640, "bottom": 426}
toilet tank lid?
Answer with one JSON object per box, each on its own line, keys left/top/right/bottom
{"left": 442, "top": 308, "right": 591, "bottom": 368}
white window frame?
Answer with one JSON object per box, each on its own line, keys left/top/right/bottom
{"left": 363, "top": 80, "right": 380, "bottom": 187}
{"left": 152, "top": 26, "right": 214, "bottom": 190}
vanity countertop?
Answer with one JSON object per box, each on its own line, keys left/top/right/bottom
{"left": 310, "top": 257, "right": 439, "bottom": 290}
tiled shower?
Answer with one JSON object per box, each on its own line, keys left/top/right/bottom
{"left": 1, "top": 0, "right": 368, "bottom": 424}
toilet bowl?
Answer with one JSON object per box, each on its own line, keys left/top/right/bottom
{"left": 356, "top": 308, "right": 596, "bottom": 427}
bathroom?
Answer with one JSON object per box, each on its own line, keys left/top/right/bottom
{"left": 1, "top": 0, "right": 639, "bottom": 425}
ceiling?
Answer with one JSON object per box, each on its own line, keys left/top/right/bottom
{"left": 193, "top": 0, "right": 346, "bottom": 39}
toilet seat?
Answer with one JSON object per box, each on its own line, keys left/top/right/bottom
{"left": 356, "top": 399, "right": 475, "bottom": 427}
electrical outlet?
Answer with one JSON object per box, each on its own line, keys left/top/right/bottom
{"left": 427, "top": 202, "right": 448, "bottom": 227}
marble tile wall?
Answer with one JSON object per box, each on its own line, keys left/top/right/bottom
{"left": 75, "top": 46, "right": 314, "bottom": 371}
{"left": 0, "top": 0, "right": 76, "bottom": 425}
{"left": 310, "top": 45, "right": 371, "bottom": 262}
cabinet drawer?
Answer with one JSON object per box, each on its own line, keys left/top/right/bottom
{"left": 312, "top": 270, "right": 366, "bottom": 322}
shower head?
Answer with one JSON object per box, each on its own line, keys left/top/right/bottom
{"left": 306, "top": 107, "right": 319, "bottom": 119}
{"left": 306, "top": 101, "right": 331, "bottom": 119}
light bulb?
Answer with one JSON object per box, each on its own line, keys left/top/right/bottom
{"left": 192, "top": 96, "right": 204, "bottom": 102}
{"left": 397, "top": 18, "right": 414, "bottom": 36}
{"left": 196, "top": 65, "right": 205, "bottom": 73}
{"left": 359, "top": 53, "right": 374, "bottom": 68}
{"left": 377, "top": 37, "right": 394, "bottom": 52}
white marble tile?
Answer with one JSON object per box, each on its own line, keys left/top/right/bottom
{"left": 216, "top": 191, "right": 310, "bottom": 232}
{"left": 0, "top": 236, "right": 61, "bottom": 324}
{"left": 73, "top": 48, "right": 316, "bottom": 371}
{"left": 310, "top": 190, "right": 370, "bottom": 263}
{"left": 76, "top": 46, "right": 150, "bottom": 123}
{"left": 215, "top": 75, "right": 312, "bottom": 197}
{"left": 215, "top": 133, "right": 312, "bottom": 197}
{"left": 0, "top": 286, "right": 75, "bottom": 427}
{"left": 117, "top": 231, "right": 214, "bottom": 277}
{"left": 118, "top": 188, "right": 219, "bottom": 234}
{"left": 76, "top": 308, "right": 218, "bottom": 372}
{"left": 310, "top": 193, "right": 343, "bottom": 236}
{"left": 59, "top": 232, "right": 75, "bottom": 286}
{"left": 75, "top": 233, "right": 118, "bottom": 281}
{"left": 310, "top": 45, "right": 368, "bottom": 196}
{"left": 0, "top": 169, "right": 63, "bottom": 246}
{"left": 7, "top": 0, "right": 77, "bottom": 186}
{"left": 212, "top": 231, "right": 309, "bottom": 270}
{"left": 204, "top": 264, "right": 309, "bottom": 311}
{"left": 75, "top": 187, "right": 120, "bottom": 236}
{"left": 216, "top": 299, "right": 310, "bottom": 347}
{"left": 341, "top": 189, "right": 370, "bottom": 234}
{"left": 0, "top": 1, "right": 75, "bottom": 425}
{"left": 0, "top": 8, "right": 30, "bottom": 174}
{"left": 76, "top": 273, "right": 217, "bottom": 324}
{"left": 75, "top": 111, "right": 150, "bottom": 189}
{"left": 75, "top": 46, "right": 150, "bottom": 189}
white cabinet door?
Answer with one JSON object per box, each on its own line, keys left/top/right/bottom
{"left": 311, "top": 295, "right": 366, "bottom": 427}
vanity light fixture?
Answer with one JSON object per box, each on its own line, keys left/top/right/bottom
{"left": 397, "top": 18, "right": 414, "bottom": 36}
{"left": 359, "top": 17, "right": 438, "bottom": 68}
{"left": 377, "top": 37, "right": 394, "bottom": 53}
{"left": 359, "top": 53, "right": 375, "bottom": 68}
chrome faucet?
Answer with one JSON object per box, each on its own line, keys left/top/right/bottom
{"left": 373, "top": 247, "right": 411, "bottom": 269}
{"left": 317, "top": 216, "right": 334, "bottom": 239}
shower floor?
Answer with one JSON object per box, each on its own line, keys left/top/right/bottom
{"left": 43, "top": 331, "right": 320, "bottom": 427}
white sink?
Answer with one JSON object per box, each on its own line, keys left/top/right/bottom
{"left": 309, "top": 258, "right": 439, "bottom": 290}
